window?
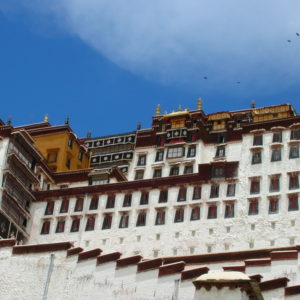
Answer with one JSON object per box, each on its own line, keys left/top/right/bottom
{"left": 159, "top": 190, "right": 168, "bottom": 203}
{"left": 153, "top": 168, "right": 162, "bottom": 178}
{"left": 253, "top": 135, "right": 263, "bottom": 146}
{"left": 291, "top": 128, "right": 300, "bottom": 140}
{"left": 123, "top": 194, "right": 132, "bottom": 207}
{"left": 56, "top": 219, "right": 65, "bottom": 233}
{"left": 136, "top": 212, "right": 146, "bottom": 226}
{"left": 78, "top": 152, "right": 83, "bottom": 161}
{"left": 250, "top": 180, "right": 260, "bottom": 194}
{"left": 102, "top": 215, "right": 112, "bottom": 229}
{"left": 169, "top": 166, "right": 179, "bottom": 176}
{"left": 207, "top": 205, "right": 217, "bottom": 219}
{"left": 66, "top": 158, "right": 71, "bottom": 169}
{"left": 155, "top": 151, "right": 164, "bottom": 162}
{"left": 273, "top": 132, "right": 282, "bottom": 143}
{"left": 84, "top": 215, "right": 95, "bottom": 231}
{"left": 74, "top": 197, "right": 84, "bottom": 212}
{"left": 167, "top": 147, "right": 184, "bottom": 158}
{"left": 137, "top": 155, "right": 146, "bottom": 166}
{"left": 70, "top": 218, "right": 80, "bottom": 232}
{"left": 190, "top": 207, "right": 200, "bottom": 220}
{"left": 271, "top": 148, "right": 281, "bottom": 162}
{"left": 252, "top": 151, "right": 262, "bottom": 164}
{"left": 193, "top": 186, "right": 201, "bottom": 200}
{"left": 224, "top": 202, "right": 234, "bottom": 218}
{"left": 89, "top": 196, "right": 99, "bottom": 210}
{"left": 269, "top": 198, "right": 279, "bottom": 214}
{"left": 216, "top": 133, "right": 226, "bottom": 144}
{"left": 289, "top": 175, "right": 299, "bottom": 190}
{"left": 248, "top": 199, "right": 259, "bottom": 215}
{"left": 270, "top": 177, "right": 280, "bottom": 192}
{"left": 227, "top": 183, "right": 236, "bottom": 197}
{"left": 60, "top": 199, "right": 69, "bottom": 213}
{"left": 216, "top": 146, "right": 226, "bottom": 157}
{"left": 289, "top": 145, "right": 299, "bottom": 159}
{"left": 135, "top": 170, "right": 144, "bottom": 180}
{"left": 212, "top": 166, "right": 225, "bottom": 178}
{"left": 184, "top": 165, "right": 193, "bottom": 174}
{"left": 155, "top": 210, "right": 165, "bottom": 225}
{"left": 210, "top": 185, "right": 219, "bottom": 198}
{"left": 106, "top": 195, "right": 115, "bottom": 209}
{"left": 187, "top": 146, "right": 196, "bottom": 157}
{"left": 177, "top": 187, "right": 187, "bottom": 202}
{"left": 174, "top": 208, "right": 184, "bottom": 223}
{"left": 288, "top": 195, "right": 299, "bottom": 211}
{"left": 68, "top": 139, "right": 73, "bottom": 149}
{"left": 45, "top": 201, "right": 54, "bottom": 215}
{"left": 47, "top": 152, "right": 58, "bottom": 163}
{"left": 41, "top": 220, "right": 50, "bottom": 235}
{"left": 119, "top": 214, "right": 129, "bottom": 228}
{"left": 140, "top": 192, "right": 149, "bottom": 205}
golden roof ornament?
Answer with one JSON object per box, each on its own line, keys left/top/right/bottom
{"left": 155, "top": 104, "right": 161, "bottom": 116}
{"left": 178, "top": 105, "right": 182, "bottom": 111}
{"left": 197, "top": 99, "right": 203, "bottom": 110}
{"left": 44, "top": 114, "right": 49, "bottom": 122}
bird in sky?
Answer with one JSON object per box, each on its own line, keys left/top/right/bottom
{"left": 203, "top": 76, "right": 208, "bottom": 80}
{"left": 236, "top": 81, "right": 241, "bottom": 84}
{"left": 287, "top": 40, "right": 292, "bottom": 42}
{"left": 296, "top": 33, "right": 300, "bottom": 37}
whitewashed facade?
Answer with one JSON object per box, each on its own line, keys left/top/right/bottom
{"left": 27, "top": 104, "right": 300, "bottom": 259}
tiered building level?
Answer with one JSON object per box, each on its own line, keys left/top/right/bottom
{"left": 0, "top": 102, "right": 299, "bottom": 259}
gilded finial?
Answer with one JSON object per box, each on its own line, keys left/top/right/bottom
{"left": 155, "top": 104, "right": 161, "bottom": 116}
{"left": 137, "top": 121, "right": 142, "bottom": 130}
{"left": 251, "top": 100, "right": 256, "bottom": 109}
{"left": 7, "top": 116, "right": 12, "bottom": 126}
{"left": 178, "top": 105, "right": 182, "bottom": 111}
{"left": 65, "top": 116, "right": 70, "bottom": 125}
{"left": 197, "top": 99, "right": 203, "bottom": 110}
{"left": 86, "top": 131, "right": 91, "bottom": 138}
{"left": 44, "top": 114, "right": 49, "bottom": 122}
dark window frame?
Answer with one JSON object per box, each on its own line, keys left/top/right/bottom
{"left": 174, "top": 208, "right": 184, "bottom": 223}
{"left": 56, "top": 219, "right": 65, "bottom": 233}
{"left": 106, "top": 195, "right": 115, "bottom": 209}
{"left": 159, "top": 190, "right": 168, "bottom": 203}
{"left": 187, "top": 146, "right": 196, "bottom": 158}
{"left": 89, "top": 196, "right": 99, "bottom": 210}
{"left": 192, "top": 186, "right": 201, "bottom": 200}
{"left": 74, "top": 197, "right": 84, "bottom": 212}
{"left": 123, "top": 194, "right": 132, "bottom": 207}
{"left": 137, "top": 155, "right": 147, "bottom": 166}
{"left": 190, "top": 207, "right": 200, "bottom": 220}
{"left": 41, "top": 220, "right": 51, "bottom": 235}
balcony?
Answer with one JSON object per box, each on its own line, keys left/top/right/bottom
{"left": 7, "top": 151, "right": 39, "bottom": 183}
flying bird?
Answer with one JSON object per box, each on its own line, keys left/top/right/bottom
{"left": 287, "top": 40, "right": 292, "bottom": 42}
{"left": 296, "top": 33, "right": 300, "bottom": 37}
{"left": 236, "top": 82, "right": 241, "bottom": 84}
{"left": 203, "top": 76, "right": 208, "bottom": 80}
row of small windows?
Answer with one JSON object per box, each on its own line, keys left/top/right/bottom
{"left": 41, "top": 195, "right": 300, "bottom": 235}
{"left": 136, "top": 146, "right": 196, "bottom": 167}
{"left": 252, "top": 129, "right": 300, "bottom": 146}
{"left": 41, "top": 204, "right": 231, "bottom": 235}
{"left": 135, "top": 131, "right": 300, "bottom": 170}
{"left": 249, "top": 174, "right": 299, "bottom": 194}
{"left": 251, "top": 145, "right": 300, "bottom": 164}
{"left": 45, "top": 174, "right": 300, "bottom": 216}
{"left": 44, "top": 184, "right": 237, "bottom": 216}
{"left": 135, "top": 164, "right": 194, "bottom": 180}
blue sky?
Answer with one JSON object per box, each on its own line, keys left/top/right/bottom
{"left": 0, "top": 1, "right": 300, "bottom": 137}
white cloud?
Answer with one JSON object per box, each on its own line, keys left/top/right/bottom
{"left": 1, "top": 0, "right": 300, "bottom": 94}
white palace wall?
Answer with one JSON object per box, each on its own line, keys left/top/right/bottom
{"left": 28, "top": 128, "right": 300, "bottom": 259}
